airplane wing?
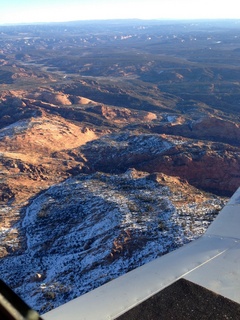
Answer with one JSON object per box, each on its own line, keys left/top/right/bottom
{"left": 43, "top": 187, "right": 240, "bottom": 319}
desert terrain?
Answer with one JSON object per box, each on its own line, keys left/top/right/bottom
{"left": 0, "top": 19, "right": 239, "bottom": 313}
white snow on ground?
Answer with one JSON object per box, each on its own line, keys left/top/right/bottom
{"left": 0, "top": 171, "right": 225, "bottom": 314}
{"left": 0, "top": 119, "right": 30, "bottom": 139}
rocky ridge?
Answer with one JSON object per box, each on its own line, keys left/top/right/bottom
{"left": 0, "top": 170, "right": 225, "bottom": 313}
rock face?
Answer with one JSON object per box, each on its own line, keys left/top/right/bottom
{"left": 0, "top": 115, "right": 98, "bottom": 154}
{"left": 68, "top": 133, "right": 239, "bottom": 196}
{"left": 140, "top": 144, "right": 240, "bottom": 196}
{"left": 152, "top": 115, "right": 240, "bottom": 146}
{"left": 85, "top": 105, "right": 157, "bottom": 124}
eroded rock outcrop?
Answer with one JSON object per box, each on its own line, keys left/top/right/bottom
{"left": 152, "top": 114, "right": 240, "bottom": 146}
{"left": 74, "top": 133, "right": 240, "bottom": 196}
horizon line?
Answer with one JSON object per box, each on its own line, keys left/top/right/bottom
{"left": 1, "top": 17, "right": 240, "bottom": 27}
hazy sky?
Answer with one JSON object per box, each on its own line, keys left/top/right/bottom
{"left": 1, "top": 0, "right": 240, "bottom": 24}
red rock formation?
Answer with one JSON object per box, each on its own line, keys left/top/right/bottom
{"left": 153, "top": 115, "right": 240, "bottom": 146}
{"left": 138, "top": 144, "right": 240, "bottom": 195}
